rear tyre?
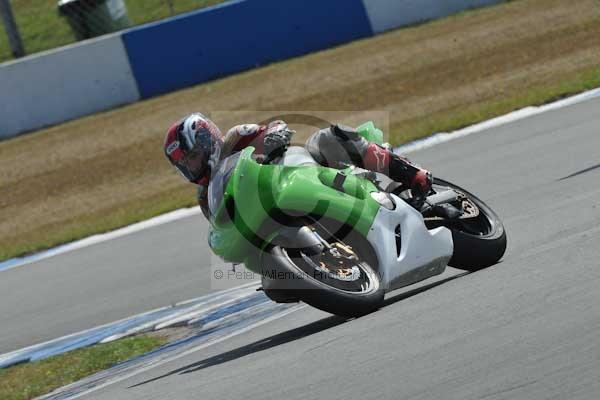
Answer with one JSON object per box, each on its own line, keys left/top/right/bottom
{"left": 431, "top": 178, "right": 507, "bottom": 271}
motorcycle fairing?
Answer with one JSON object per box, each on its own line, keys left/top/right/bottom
{"left": 366, "top": 194, "right": 454, "bottom": 292}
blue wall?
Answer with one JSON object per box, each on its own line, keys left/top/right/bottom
{"left": 122, "top": 0, "right": 373, "bottom": 99}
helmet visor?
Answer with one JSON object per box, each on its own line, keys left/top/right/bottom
{"left": 174, "top": 145, "right": 209, "bottom": 182}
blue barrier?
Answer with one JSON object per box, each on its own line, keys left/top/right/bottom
{"left": 122, "top": 0, "right": 373, "bottom": 98}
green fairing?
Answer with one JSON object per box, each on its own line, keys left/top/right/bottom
{"left": 208, "top": 147, "right": 381, "bottom": 273}
{"left": 356, "top": 121, "right": 385, "bottom": 145}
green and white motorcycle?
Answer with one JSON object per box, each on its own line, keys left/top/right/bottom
{"left": 208, "top": 122, "right": 507, "bottom": 317}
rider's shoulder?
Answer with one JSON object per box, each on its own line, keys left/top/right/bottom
{"left": 226, "top": 124, "right": 262, "bottom": 137}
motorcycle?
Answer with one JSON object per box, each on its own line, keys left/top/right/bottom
{"left": 207, "top": 122, "right": 507, "bottom": 317}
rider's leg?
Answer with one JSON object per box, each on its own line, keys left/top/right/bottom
{"left": 362, "top": 142, "right": 432, "bottom": 200}
{"left": 306, "top": 124, "right": 432, "bottom": 201}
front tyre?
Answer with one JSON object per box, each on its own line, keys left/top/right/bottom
{"left": 263, "top": 242, "right": 384, "bottom": 318}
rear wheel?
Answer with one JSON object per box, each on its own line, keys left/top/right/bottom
{"left": 262, "top": 227, "right": 384, "bottom": 317}
{"left": 426, "top": 178, "right": 507, "bottom": 271}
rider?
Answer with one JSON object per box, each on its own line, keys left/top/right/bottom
{"left": 164, "top": 113, "right": 432, "bottom": 217}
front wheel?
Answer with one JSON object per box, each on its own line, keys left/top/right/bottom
{"left": 262, "top": 232, "right": 385, "bottom": 317}
{"left": 426, "top": 178, "right": 507, "bottom": 271}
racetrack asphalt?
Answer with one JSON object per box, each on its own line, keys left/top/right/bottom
{"left": 0, "top": 213, "right": 217, "bottom": 354}
{"left": 4, "top": 97, "right": 600, "bottom": 399}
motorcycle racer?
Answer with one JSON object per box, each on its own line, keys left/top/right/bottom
{"left": 164, "top": 113, "right": 432, "bottom": 217}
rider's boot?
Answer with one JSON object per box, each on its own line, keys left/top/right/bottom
{"left": 363, "top": 143, "right": 433, "bottom": 208}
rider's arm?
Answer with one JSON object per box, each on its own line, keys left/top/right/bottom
{"left": 197, "top": 185, "right": 210, "bottom": 219}
{"left": 223, "top": 124, "right": 265, "bottom": 156}
{"left": 223, "top": 120, "right": 290, "bottom": 157}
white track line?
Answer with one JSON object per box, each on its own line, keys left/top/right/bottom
{"left": 0, "top": 282, "right": 260, "bottom": 368}
{"left": 41, "top": 305, "right": 305, "bottom": 400}
{"left": 395, "top": 88, "right": 600, "bottom": 154}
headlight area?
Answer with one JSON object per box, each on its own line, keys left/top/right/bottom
{"left": 370, "top": 192, "right": 396, "bottom": 210}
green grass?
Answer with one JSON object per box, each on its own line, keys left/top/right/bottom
{"left": 0, "top": 187, "right": 198, "bottom": 261}
{"left": 0, "top": 0, "right": 227, "bottom": 63}
{"left": 391, "top": 66, "right": 600, "bottom": 143}
{"left": 0, "top": 335, "right": 166, "bottom": 400}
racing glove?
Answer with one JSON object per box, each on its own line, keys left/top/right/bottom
{"left": 263, "top": 129, "right": 293, "bottom": 162}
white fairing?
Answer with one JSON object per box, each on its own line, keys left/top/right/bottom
{"left": 281, "top": 146, "right": 318, "bottom": 166}
{"left": 366, "top": 194, "right": 454, "bottom": 292}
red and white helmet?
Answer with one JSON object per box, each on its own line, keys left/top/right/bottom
{"left": 164, "top": 113, "right": 223, "bottom": 185}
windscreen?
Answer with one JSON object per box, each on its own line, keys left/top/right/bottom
{"left": 208, "top": 152, "right": 242, "bottom": 217}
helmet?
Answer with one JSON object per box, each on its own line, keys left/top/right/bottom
{"left": 164, "top": 113, "right": 223, "bottom": 185}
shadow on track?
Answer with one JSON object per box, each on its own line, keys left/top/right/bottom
{"left": 128, "top": 315, "right": 349, "bottom": 388}
{"left": 383, "top": 271, "right": 469, "bottom": 308}
{"left": 558, "top": 162, "right": 600, "bottom": 181}
{"left": 129, "top": 272, "right": 468, "bottom": 389}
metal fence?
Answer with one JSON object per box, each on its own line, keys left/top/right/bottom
{"left": 0, "top": 0, "right": 225, "bottom": 63}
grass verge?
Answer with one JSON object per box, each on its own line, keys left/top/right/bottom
{"left": 0, "top": 334, "right": 166, "bottom": 400}
{"left": 1, "top": 0, "right": 600, "bottom": 261}
{"left": 0, "top": 0, "right": 226, "bottom": 63}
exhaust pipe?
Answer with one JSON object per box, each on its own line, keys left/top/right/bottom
{"left": 426, "top": 190, "right": 459, "bottom": 206}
